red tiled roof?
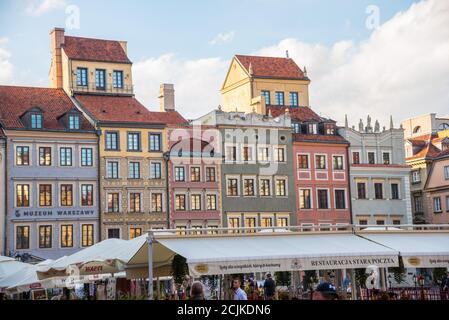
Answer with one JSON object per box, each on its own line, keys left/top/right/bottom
{"left": 293, "top": 133, "right": 348, "bottom": 144}
{"left": 435, "top": 148, "right": 449, "bottom": 159}
{"left": 235, "top": 55, "right": 306, "bottom": 80}
{"left": 268, "top": 106, "right": 322, "bottom": 122}
{"left": 406, "top": 143, "right": 441, "bottom": 161}
{"left": 63, "top": 36, "right": 131, "bottom": 64}
{"left": 0, "top": 85, "right": 94, "bottom": 131}
{"left": 74, "top": 95, "right": 187, "bottom": 125}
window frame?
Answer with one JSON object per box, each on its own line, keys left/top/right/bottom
{"left": 76, "top": 67, "right": 88, "bottom": 87}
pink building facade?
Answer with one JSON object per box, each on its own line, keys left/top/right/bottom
{"left": 166, "top": 127, "right": 222, "bottom": 233}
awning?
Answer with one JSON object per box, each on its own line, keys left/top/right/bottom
{"left": 126, "top": 232, "right": 399, "bottom": 277}
{"left": 0, "top": 256, "right": 30, "bottom": 281}
{"left": 358, "top": 232, "right": 449, "bottom": 268}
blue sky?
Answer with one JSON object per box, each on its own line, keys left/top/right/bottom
{"left": 1, "top": 0, "right": 448, "bottom": 125}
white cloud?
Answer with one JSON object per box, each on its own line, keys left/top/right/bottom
{"left": 209, "top": 31, "right": 235, "bottom": 46}
{"left": 0, "top": 38, "right": 14, "bottom": 83}
{"left": 133, "top": 54, "right": 228, "bottom": 119}
{"left": 257, "top": 0, "right": 449, "bottom": 126}
{"left": 25, "top": 0, "right": 67, "bottom": 16}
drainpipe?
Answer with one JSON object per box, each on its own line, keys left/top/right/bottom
{"left": 163, "top": 151, "right": 170, "bottom": 229}
{"left": 346, "top": 143, "right": 354, "bottom": 226}
{"left": 96, "top": 128, "right": 102, "bottom": 241}
{"left": 3, "top": 137, "right": 8, "bottom": 255}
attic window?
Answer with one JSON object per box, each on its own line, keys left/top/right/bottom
{"left": 30, "top": 113, "right": 43, "bottom": 129}
{"left": 69, "top": 115, "right": 80, "bottom": 130}
{"left": 413, "top": 126, "right": 421, "bottom": 134}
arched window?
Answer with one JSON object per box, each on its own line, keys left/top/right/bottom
{"left": 413, "top": 126, "right": 421, "bottom": 134}
{"left": 438, "top": 123, "right": 449, "bottom": 131}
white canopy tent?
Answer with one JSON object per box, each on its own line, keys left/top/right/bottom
{"left": 0, "top": 256, "right": 30, "bottom": 281}
{"left": 358, "top": 231, "right": 449, "bottom": 268}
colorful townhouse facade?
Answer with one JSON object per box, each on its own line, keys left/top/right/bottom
{"left": 339, "top": 116, "right": 413, "bottom": 226}
{"left": 0, "top": 131, "right": 5, "bottom": 255}
{"left": 197, "top": 109, "right": 296, "bottom": 229}
{"left": 166, "top": 125, "right": 222, "bottom": 232}
{"left": 48, "top": 28, "right": 187, "bottom": 240}
{"left": 0, "top": 86, "right": 99, "bottom": 260}
{"left": 219, "top": 54, "right": 352, "bottom": 228}
{"left": 424, "top": 149, "right": 449, "bottom": 224}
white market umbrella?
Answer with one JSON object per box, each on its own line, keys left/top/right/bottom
{"left": 0, "top": 256, "right": 30, "bottom": 280}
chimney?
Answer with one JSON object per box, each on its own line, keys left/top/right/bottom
{"left": 159, "top": 84, "right": 175, "bottom": 112}
{"left": 118, "top": 41, "right": 127, "bottom": 55}
{"left": 49, "top": 27, "right": 65, "bottom": 89}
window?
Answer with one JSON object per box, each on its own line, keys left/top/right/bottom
{"left": 275, "top": 91, "right": 284, "bottom": 106}
{"left": 289, "top": 92, "right": 298, "bottom": 106}
{"left": 317, "top": 190, "right": 329, "bottom": 209}
{"left": 392, "top": 220, "right": 401, "bottom": 225}
{"left": 352, "top": 152, "right": 360, "bottom": 164}
{"left": 434, "top": 197, "right": 442, "bottom": 213}
{"left": 359, "top": 220, "right": 368, "bottom": 225}
{"left": 39, "top": 184, "right": 52, "bottom": 207}
{"left": 59, "top": 147, "right": 72, "bottom": 166}
{"left": 76, "top": 67, "right": 88, "bottom": 86}
{"left": 108, "top": 229, "right": 120, "bottom": 239}
{"left": 129, "top": 227, "right": 142, "bottom": 239}
{"left": 16, "top": 184, "right": 30, "bottom": 207}
{"left": 16, "top": 146, "right": 30, "bottom": 166}
{"left": 245, "top": 217, "right": 256, "bottom": 233}
{"left": 81, "top": 224, "right": 94, "bottom": 247}
{"left": 149, "top": 133, "right": 161, "bottom": 151}
{"left": 445, "top": 166, "right": 449, "bottom": 180}
{"left": 80, "top": 148, "right": 93, "bottom": 166}
{"left": 39, "top": 147, "right": 51, "bottom": 166}
{"left": 335, "top": 190, "right": 346, "bottom": 209}
{"left": 107, "top": 193, "right": 120, "bottom": 213}
{"left": 107, "top": 161, "right": 119, "bottom": 179}
{"left": 191, "top": 195, "right": 201, "bottom": 210}
{"left": 412, "top": 170, "right": 421, "bottom": 183}
{"left": 261, "top": 90, "right": 270, "bottom": 105}
{"left": 292, "top": 123, "right": 301, "bottom": 133}
{"left": 150, "top": 162, "right": 162, "bottom": 179}
{"left": 60, "top": 225, "right": 73, "bottom": 248}
{"left": 368, "top": 152, "right": 376, "bottom": 164}
{"left": 190, "top": 167, "right": 201, "bottom": 182}
{"left": 333, "top": 156, "right": 344, "bottom": 170}
{"left": 39, "top": 225, "right": 52, "bottom": 249}
{"left": 227, "top": 178, "right": 239, "bottom": 196}
{"left": 105, "top": 132, "right": 119, "bottom": 150}
{"left": 206, "top": 167, "right": 216, "bottom": 182}
{"left": 315, "top": 155, "right": 326, "bottom": 169}
{"left": 308, "top": 123, "right": 317, "bottom": 134}
{"left": 298, "top": 154, "right": 309, "bottom": 169}
{"left": 243, "top": 178, "right": 255, "bottom": 196}
{"left": 176, "top": 226, "right": 187, "bottom": 236}
{"left": 260, "top": 179, "right": 271, "bottom": 196}
{"left": 325, "top": 124, "right": 335, "bottom": 135}
{"left": 112, "top": 70, "right": 123, "bottom": 88}
{"left": 60, "top": 184, "right": 73, "bottom": 206}
{"left": 129, "top": 193, "right": 141, "bottom": 213}
{"left": 127, "top": 132, "right": 141, "bottom": 151}
{"left": 374, "top": 183, "right": 383, "bottom": 199}
{"left": 258, "top": 147, "right": 269, "bottom": 162}
{"left": 413, "top": 195, "right": 423, "bottom": 213}
{"left": 207, "top": 194, "right": 217, "bottom": 210}
{"left": 225, "top": 146, "right": 237, "bottom": 162}
{"left": 175, "top": 167, "right": 185, "bottom": 182}
{"left": 95, "top": 69, "right": 106, "bottom": 89}
{"left": 228, "top": 217, "right": 240, "bottom": 231}
{"left": 242, "top": 146, "right": 253, "bottom": 162}
{"left": 151, "top": 193, "right": 163, "bottom": 212}
{"left": 274, "top": 147, "right": 285, "bottom": 163}
{"left": 175, "top": 195, "right": 186, "bottom": 211}
{"left": 382, "top": 152, "right": 390, "bottom": 165}
{"left": 275, "top": 178, "right": 287, "bottom": 196}
{"left": 376, "top": 220, "right": 385, "bottom": 226}
{"left": 261, "top": 217, "right": 273, "bottom": 228}
{"left": 277, "top": 217, "right": 289, "bottom": 227}
{"left": 391, "top": 183, "right": 399, "bottom": 200}
{"left": 81, "top": 184, "right": 94, "bottom": 206}
{"left": 31, "top": 114, "right": 43, "bottom": 129}
{"left": 299, "top": 189, "right": 311, "bottom": 209}
{"left": 16, "top": 226, "right": 30, "bottom": 249}
{"left": 128, "top": 162, "right": 140, "bottom": 179}
{"left": 69, "top": 115, "right": 80, "bottom": 130}
{"left": 357, "top": 182, "right": 367, "bottom": 199}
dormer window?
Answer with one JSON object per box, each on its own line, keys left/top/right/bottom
{"left": 69, "top": 115, "right": 80, "bottom": 130}
{"left": 31, "top": 113, "right": 43, "bottom": 129}
{"left": 308, "top": 123, "right": 317, "bottom": 134}
{"left": 113, "top": 70, "right": 124, "bottom": 89}
{"left": 292, "top": 122, "right": 301, "bottom": 133}
{"left": 325, "top": 123, "right": 335, "bottom": 135}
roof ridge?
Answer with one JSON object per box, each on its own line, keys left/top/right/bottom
{"left": 65, "top": 35, "right": 123, "bottom": 43}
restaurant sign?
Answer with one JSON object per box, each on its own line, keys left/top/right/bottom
{"left": 189, "top": 255, "right": 399, "bottom": 276}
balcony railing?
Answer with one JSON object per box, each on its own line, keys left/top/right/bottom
{"left": 73, "top": 82, "right": 134, "bottom": 95}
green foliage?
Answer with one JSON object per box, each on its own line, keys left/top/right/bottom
{"left": 355, "top": 269, "right": 368, "bottom": 289}
{"left": 171, "top": 254, "right": 188, "bottom": 285}
{"left": 274, "top": 271, "right": 291, "bottom": 286}
{"left": 432, "top": 268, "right": 447, "bottom": 285}
{"left": 390, "top": 256, "right": 406, "bottom": 284}
{"left": 303, "top": 270, "right": 318, "bottom": 290}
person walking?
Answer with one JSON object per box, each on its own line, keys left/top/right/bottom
{"left": 312, "top": 282, "right": 339, "bottom": 300}
{"left": 263, "top": 273, "right": 276, "bottom": 300}
{"left": 231, "top": 278, "right": 247, "bottom": 300}
{"left": 190, "top": 281, "right": 206, "bottom": 300}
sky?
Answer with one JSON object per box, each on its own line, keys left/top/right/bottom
{"left": 0, "top": 0, "right": 448, "bottom": 126}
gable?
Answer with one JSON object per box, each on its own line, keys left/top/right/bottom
{"left": 221, "top": 57, "right": 250, "bottom": 90}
